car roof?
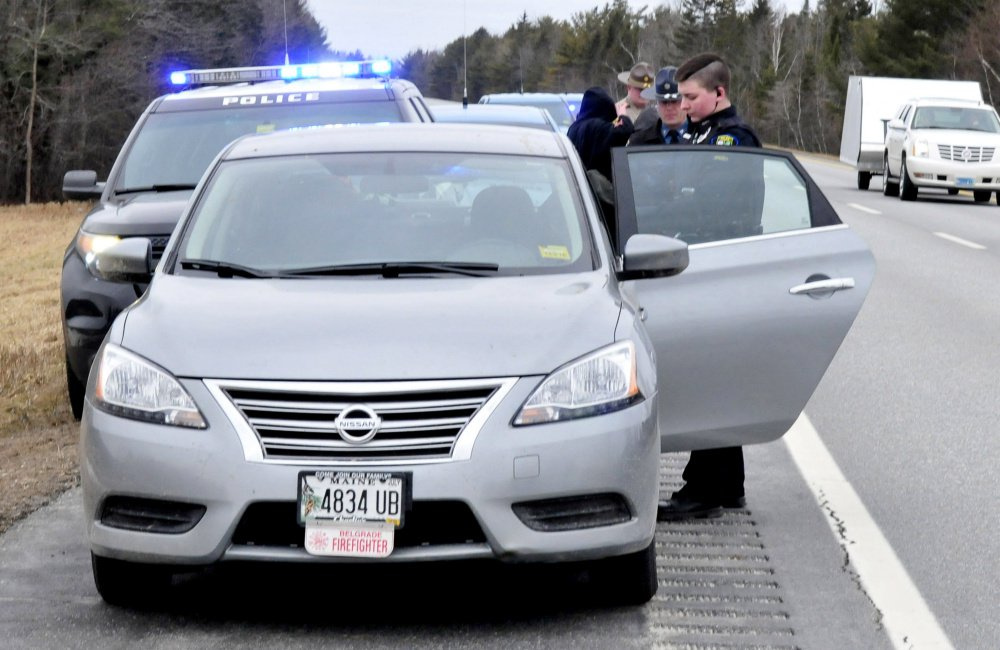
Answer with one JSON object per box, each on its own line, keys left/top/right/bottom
{"left": 156, "top": 77, "right": 416, "bottom": 109}
{"left": 224, "top": 123, "right": 568, "bottom": 160}
{"left": 430, "top": 103, "right": 557, "bottom": 130}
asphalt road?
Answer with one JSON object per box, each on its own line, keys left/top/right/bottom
{"left": 796, "top": 154, "right": 1000, "bottom": 650}
{"left": 2, "top": 154, "right": 995, "bottom": 648}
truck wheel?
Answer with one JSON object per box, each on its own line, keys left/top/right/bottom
{"left": 66, "top": 355, "right": 84, "bottom": 421}
{"left": 857, "top": 171, "right": 871, "bottom": 191}
{"left": 973, "top": 190, "right": 991, "bottom": 203}
{"left": 882, "top": 154, "right": 898, "bottom": 197}
{"left": 947, "top": 188, "right": 959, "bottom": 196}
{"left": 899, "top": 158, "right": 917, "bottom": 201}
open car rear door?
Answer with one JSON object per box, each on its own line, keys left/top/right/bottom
{"left": 611, "top": 146, "right": 875, "bottom": 451}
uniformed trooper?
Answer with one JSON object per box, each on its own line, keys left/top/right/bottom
{"left": 675, "top": 53, "right": 761, "bottom": 147}
{"left": 627, "top": 66, "right": 689, "bottom": 146}
{"left": 615, "top": 62, "right": 655, "bottom": 124}
{"left": 657, "top": 52, "right": 762, "bottom": 522}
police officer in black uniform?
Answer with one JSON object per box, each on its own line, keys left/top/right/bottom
{"left": 657, "top": 53, "right": 763, "bottom": 522}
{"left": 677, "top": 53, "right": 760, "bottom": 148}
{"left": 628, "top": 66, "right": 690, "bottom": 146}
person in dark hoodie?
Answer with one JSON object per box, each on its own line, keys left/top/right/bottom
{"left": 567, "top": 86, "right": 634, "bottom": 182}
{"left": 567, "top": 87, "right": 634, "bottom": 243}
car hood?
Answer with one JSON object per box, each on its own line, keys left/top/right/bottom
{"left": 118, "top": 272, "right": 622, "bottom": 379}
{"left": 82, "top": 190, "right": 192, "bottom": 237}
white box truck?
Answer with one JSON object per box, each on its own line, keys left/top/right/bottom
{"left": 839, "top": 75, "right": 983, "bottom": 190}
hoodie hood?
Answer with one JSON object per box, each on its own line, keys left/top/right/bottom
{"left": 575, "top": 87, "right": 617, "bottom": 123}
{"left": 118, "top": 272, "right": 623, "bottom": 380}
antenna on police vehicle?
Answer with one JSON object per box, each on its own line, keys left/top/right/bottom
{"left": 462, "top": 0, "right": 468, "bottom": 108}
{"left": 282, "top": 0, "right": 290, "bottom": 65}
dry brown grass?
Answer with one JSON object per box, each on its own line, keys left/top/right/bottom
{"left": 0, "top": 201, "right": 90, "bottom": 531}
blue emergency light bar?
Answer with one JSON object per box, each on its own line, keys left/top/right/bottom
{"left": 169, "top": 60, "right": 393, "bottom": 86}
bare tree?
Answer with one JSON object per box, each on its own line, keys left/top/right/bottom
{"left": 21, "top": 0, "right": 48, "bottom": 204}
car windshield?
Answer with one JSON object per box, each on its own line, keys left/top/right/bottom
{"left": 115, "top": 102, "right": 403, "bottom": 191}
{"left": 178, "top": 152, "right": 594, "bottom": 276}
{"left": 911, "top": 106, "right": 1000, "bottom": 133}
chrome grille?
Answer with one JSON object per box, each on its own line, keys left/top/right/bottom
{"left": 937, "top": 144, "right": 995, "bottom": 163}
{"left": 209, "top": 379, "right": 511, "bottom": 463}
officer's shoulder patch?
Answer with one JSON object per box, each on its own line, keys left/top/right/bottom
{"left": 714, "top": 134, "right": 738, "bottom": 146}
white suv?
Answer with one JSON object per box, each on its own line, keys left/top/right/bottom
{"left": 883, "top": 97, "right": 1000, "bottom": 203}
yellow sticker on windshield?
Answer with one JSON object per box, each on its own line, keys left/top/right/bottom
{"left": 257, "top": 123, "right": 277, "bottom": 134}
{"left": 539, "top": 245, "right": 571, "bottom": 260}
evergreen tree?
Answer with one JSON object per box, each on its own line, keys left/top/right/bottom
{"left": 859, "top": 0, "right": 984, "bottom": 77}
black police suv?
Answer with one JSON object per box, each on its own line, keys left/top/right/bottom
{"left": 61, "top": 62, "right": 433, "bottom": 418}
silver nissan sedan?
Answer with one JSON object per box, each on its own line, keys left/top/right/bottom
{"left": 82, "top": 123, "right": 874, "bottom": 607}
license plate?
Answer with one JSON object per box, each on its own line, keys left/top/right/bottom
{"left": 304, "top": 520, "right": 395, "bottom": 558}
{"left": 297, "top": 470, "right": 408, "bottom": 526}
{"left": 957, "top": 177, "right": 974, "bottom": 186}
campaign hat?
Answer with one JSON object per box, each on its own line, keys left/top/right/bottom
{"left": 617, "top": 62, "right": 655, "bottom": 90}
{"left": 641, "top": 66, "right": 681, "bottom": 101}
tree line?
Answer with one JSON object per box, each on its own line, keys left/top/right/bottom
{"left": 2, "top": 0, "right": 996, "bottom": 205}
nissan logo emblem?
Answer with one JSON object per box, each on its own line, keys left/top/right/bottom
{"left": 334, "top": 404, "right": 381, "bottom": 444}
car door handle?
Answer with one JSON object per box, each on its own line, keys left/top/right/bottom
{"left": 789, "top": 277, "right": 855, "bottom": 295}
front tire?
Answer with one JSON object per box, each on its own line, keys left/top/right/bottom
{"left": 973, "top": 190, "right": 991, "bottom": 203}
{"left": 857, "top": 171, "right": 871, "bottom": 191}
{"left": 66, "top": 355, "right": 84, "bottom": 421}
{"left": 948, "top": 188, "right": 959, "bottom": 196}
{"left": 882, "top": 153, "right": 899, "bottom": 197}
{"left": 899, "top": 157, "right": 917, "bottom": 201}
{"left": 92, "top": 553, "right": 173, "bottom": 608}
{"left": 591, "top": 540, "right": 657, "bottom": 605}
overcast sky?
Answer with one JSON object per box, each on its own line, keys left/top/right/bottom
{"left": 304, "top": 0, "right": 802, "bottom": 61}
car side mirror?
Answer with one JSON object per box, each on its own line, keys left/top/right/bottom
{"left": 618, "top": 234, "right": 689, "bottom": 280}
{"left": 63, "top": 170, "right": 105, "bottom": 200}
{"left": 93, "top": 238, "right": 153, "bottom": 284}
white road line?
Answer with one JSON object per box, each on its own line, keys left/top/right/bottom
{"left": 932, "top": 232, "right": 987, "bottom": 250}
{"left": 784, "top": 414, "right": 954, "bottom": 650}
{"left": 848, "top": 203, "right": 882, "bottom": 215}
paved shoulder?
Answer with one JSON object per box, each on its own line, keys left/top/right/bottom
{"left": 0, "top": 441, "right": 891, "bottom": 648}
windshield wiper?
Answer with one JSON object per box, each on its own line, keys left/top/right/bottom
{"left": 115, "top": 183, "right": 198, "bottom": 195}
{"left": 284, "top": 261, "right": 500, "bottom": 278}
{"left": 179, "top": 259, "right": 277, "bottom": 279}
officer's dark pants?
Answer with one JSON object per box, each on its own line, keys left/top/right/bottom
{"left": 677, "top": 446, "right": 745, "bottom": 502}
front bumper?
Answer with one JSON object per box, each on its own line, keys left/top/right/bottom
{"left": 905, "top": 157, "right": 1000, "bottom": 191}
{"left": 81, "top": 377, "right": 659, "bottom": 566}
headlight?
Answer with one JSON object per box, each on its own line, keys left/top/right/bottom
{"left": 911, "top": 140, "right": 930, "bottom": 157}
{"left": 513, "top": 341, "right": 642, "bottom": 426}
{"left": 94, "top": 344, "right": 206, "bottom": 428}
{"left": 76, "top": 230, "right": 121, "bottom": 268}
